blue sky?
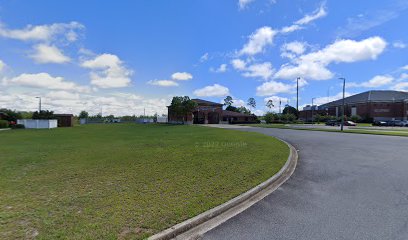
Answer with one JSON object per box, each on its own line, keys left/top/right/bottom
{"left": 0, "top": 0, "right": 408, "bottom": 116}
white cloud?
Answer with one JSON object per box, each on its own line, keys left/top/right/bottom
{"left": 256, "top": 80, "right": 294, "bottom": 96}
{"left": 211, "top": 64, "right": 228, "bottom": 73}
{"left": 393, "top": 41, "right": 406, "bottom": 49}
{"left": 295, "top": 4, "right": 327, "bottom": 25}
{"left": 281, "top": 41, "right": 306, "bottom": 59}
{"left": 306, "top": 91, "right": 353, "bottom": 107}
{"left": 46, "top": 91, "right": 80, "bottom": 100}
{"left": 231, "top": 59, "right": 247, "bottom": 70}
{"left": 0, "top": 89, "right": 171, "bottom": 116}
{"left": 242, "top": 62, "right": 274, "bottom": 80}
{"left": 275, "top": 36, "right": 387, "bottom": 80}
{"left": 171, "top": 72, "right": 193, "bottom": 81}
{"left": 200, "top": 53, "right": 209, "bottom": 62}
{"left": 348, "top": 75, "right": 394, "bottom": 88}
{"left": 279, "top": 3, "right": 327, "bottom": 34}
{"left": 3, "top": 72, "right": 90, "bottom": 92}
{"left": 402, "top": 65, "right": 408, "bottom": 70}
{"left": 399, "top": 73, "right": 408, "bottom": 80}
{"left": 240, "top": 26, "right": 277, "bottom": 56}
{"left": 393, "top": 82, "right": 408, "bottom": 91}
{"left": 280, "top": 25, "right": 303, "bottom": 34}
{"left": 147, "top": 80, "right": 179, "bottom": 87}
{"left": 29, "top": 44, "right": 70, "bottom": 64}
{"left": 193, "top": 84, "right": 230, "bottom": 97}
{"left": 0, "top": 21, "right": 84, "bottom": 42}
{"left": 263, "top": 96, "right": 290, "bottom": 112}
{"left": 336, "top": 2, "right": 408, "bottom": 38}
{"left": 81, "top": 54, "right": 132, "bottom": 88}
{"left": 238, "top": 0, "right": 255, "bottom": 9}
{"left": 0, "top": 60, "right": 4, "bottom": 72}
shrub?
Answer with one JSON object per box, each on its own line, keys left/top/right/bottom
{"left": 350, "top": 115, "right": 362, "bottom": 123}
{"left": 11, "top": 124, "right": 25, "bottom": 129}
{"left": 0, "top": 120, "right": 9, "bottom": 128}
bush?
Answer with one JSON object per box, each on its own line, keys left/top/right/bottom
{"left": 0, "top": 120, "right": 9, "bottom": 128}
{"left": 11, "top": 124, "right": 25, "bottom": 129}
{"left": 350, "top": 115, "right": 362, "bottom": 123}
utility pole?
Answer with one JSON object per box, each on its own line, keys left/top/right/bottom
{"left": 35, "top": 97, "right": 41, "bottom": 112}
{"left": 296, "top": 77, "right": 300, "bottom": 112}
{"left": 279, "top": 98, "right": 282, "bottom": 114}
{"left": 339, "top": 77, "right": 346, "bottom": 131}
{"left": 311, "top": 97, "right": 316, "bottom": 124}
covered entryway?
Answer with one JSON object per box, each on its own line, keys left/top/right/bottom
{"left": 193, "top": 111, "right": 205, "bottom": 124}
{"left": 208, "top": 112, "right": 220, "bottom": 124}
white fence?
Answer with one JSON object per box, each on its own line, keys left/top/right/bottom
{"left": 17, "top": 119, "right": 58, "bottom": 129}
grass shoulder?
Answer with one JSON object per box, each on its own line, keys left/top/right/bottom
{"left": 0, "top": 123, "right": 289, "bottom": 239}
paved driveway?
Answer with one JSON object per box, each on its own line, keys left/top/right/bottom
{"left": 203, "top": 126, "right": 408, "bottom": 240}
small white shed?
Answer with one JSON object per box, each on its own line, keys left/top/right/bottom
{"left": 17, "top": 119, "right": 58, "bottom": 129}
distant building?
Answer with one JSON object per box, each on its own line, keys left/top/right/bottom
{"left": 167, "top": 98, "right": 256, "bottom": 124}
{"left": 54, "top": 114, "right": 74, "bottom": 127}
{"left": 299, "top": 90, "right": 408, "bottom": 122}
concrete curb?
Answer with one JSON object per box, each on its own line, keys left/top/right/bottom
{"left": 149, "top": 138, "right": 298, "bottom": 240}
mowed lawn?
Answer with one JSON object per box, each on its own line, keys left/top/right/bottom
{"left": 0, "top": 124, "right": 288, "bottom": 239}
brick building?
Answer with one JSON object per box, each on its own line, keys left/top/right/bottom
{"left": 168, "top": 98, "right": 256, "bottom": 124}
{"left": 299, "top": 90, "right": 408, "bottom": 122}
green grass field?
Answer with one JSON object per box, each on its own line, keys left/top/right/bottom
{"left": 0, "top": 124, "right": 288, "bottom": 239}
{"left": 242, "top": 124, "right": 408, "bottom": 137}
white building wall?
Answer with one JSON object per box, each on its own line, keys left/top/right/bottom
{"left": 17, "top": 119, "right": 58, "bottom": 129}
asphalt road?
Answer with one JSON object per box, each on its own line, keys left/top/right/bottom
{"left": 203, "top": 127, "right": 408, "bottom": 240}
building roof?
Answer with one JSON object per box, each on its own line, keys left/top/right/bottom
{"left": 222, "top": 110, "right": 253, "bottom": 117}
{"left": 320, "top": 90, "right": 408, "bottom": 108}
{"left": 191, "top": 99, "right": 223, "bottom": 106}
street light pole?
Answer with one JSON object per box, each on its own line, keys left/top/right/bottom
{"left": 296, "top": 77, "right": 300, "bottom": 112}
{"left": 338, "top": 77, "right": 346, "bottom": 131}
{"left": 311, "top": 97, "right": 316, "bottom": 124}
{"left": 35, "top": 97, "right": 41, "bottom": 112}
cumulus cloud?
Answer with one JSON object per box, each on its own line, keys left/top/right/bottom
{"left": 275, "top": 36, "right": 387, "bottom": 80}
{"left": 210, "top": 64, "right": 228, "bottom": 73}
{"left": 231, "top": 59, "right": 274, "bottom": 80}
{"left": 402, "top": 65, "right": 408, "bottom": 70}
{"left": 81, "top": 53, "right": 132, "bottom": 88}
{"left": 0, "top": 90, "right": 170, "bottom": 116}
{"left": 348, "top": 75, "right": 394, "bottom": 88}
{"left": 263, "top": 96, "right": 289, "bottom": 112}
{"left": 231, "top": 59, "right": 247, "bottom": 70}
{"left": 171, "top": 72, "right": 193, "bottom": 81}
{"left": 281, "top": 41, "right": 307, "bottom": 59}
{"left": 29, "top": 44, "right": 70, "bottom": 64}
{"left": 242, "top": 62, "right": 274, "bottom": 80}
{"left": 393, "top": 82, "right": 408, "bottom": 91}
{"left": 240, "top": 26, "right": 277, "bottom": 56}
{"left": 0, "top": 21, "right": 84, "bottom": 43}
{"left": 256, "top": 81, "right": 295, "bottom": 96}
{"left": 256, "top": 78, "right": 307, "bottom": 96}
{"left": 238, "top": 0, "right": 255, "bottom": 9}
{"left": 147, "top": 80, "right": 179, "bottom": 87}
{"left": 193, "top": 84, "right": 230, "bottom": 97}
{"left": 3, "top": 72, "right": 90, "bottom": 92}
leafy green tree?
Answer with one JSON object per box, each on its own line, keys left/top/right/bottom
{"left": 282, "top": 105, "right": 299, "bottom": 118}
{"left": 32, "top": 110, "right": 54, "bottom": 119}
{"left": 237, "top": 106, "right": 251, "bottom": 115}
{"left": 0, "top": 108, "right": 22, "bottom": 122}
{"left": 225, "top": 105, "right": 238, "bottom": 112}
{"left": 247, "top": 98, "right": 256, "bottom": 109}
{"left": 266, "top": 100, "right": 274, "bottom": 110}
{"left": 79, "top": 111, "right": 89, "bottom": 119}
{"left": 223, "top": 96, "right": 233, "bottom": 107}
{"left": 169, "top": 96, "right": 197, "bottom": 123}
{"left": 264, "top": 112, "right": 280, "bottom": 124}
